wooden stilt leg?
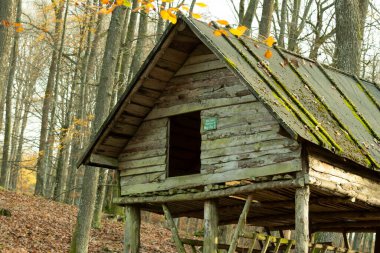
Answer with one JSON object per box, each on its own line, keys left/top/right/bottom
{"left": 375, "top": 229, "right": 380, "bottom": 253}
{"left": 228, "top": 194, "right": 254, "bottom": 253}
{"left": 295, "top": 186, "right": 310, "bottom": 253}
{"left": 204, "top": 199, "right": 219, "bottom": 253}
{"left": 124, "top": 205, "right": 140, "bottom": 253}
{"left": 162, "top": 204, "right": 186, "bottom": 253}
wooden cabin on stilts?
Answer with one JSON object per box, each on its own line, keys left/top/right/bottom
{"left": 78, "top": 16, "right": 380, "bottom": 253}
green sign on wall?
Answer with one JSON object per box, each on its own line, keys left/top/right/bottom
{"left": 203, "top": 117, "right": 218, "bottom": 131}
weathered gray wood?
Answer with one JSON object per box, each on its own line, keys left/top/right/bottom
{"left": 201, "top": 121, "right": 279, "bottom": 140}
{"left": 125, "top": 103, "right": 151, "bottom": 117}
{"left": 120, "top": 165, "right": 166, "bottom": 176}
{"left": 119, "top": 155, "right": 166, "bottom": 169}
{"left": 150, "top": 66, "right": 174, "bottom": 81}
{"left": 295, "top": 185, "right": 310, "bottom": 253}
{"left": 124, "top": 205, "right": 140, "bottom": 253}
{"left": 88, "top": 154, "right": 118, "bottom": 168}
{"left": 228, "top": 194, "right": 254, "bottom": 253}
{"left": 142, "top": 78, "right": 167, "bottom": 91}
{"left": 175, "top": 60, "right": 225, "bottom": 76}
{"left": 162, "top": 204, "right": 186, "bottom": 253}
{"left": 119, "top": 149, "right": 166, "bottom": 162}
{"left": 146, "top": 98, "right": 256, "bottom": 120}
{"left": 184, "top": 53, "right": 218, "bottom": 65}
{"left": 161, "top": 47, "right": 188, "bottom": 64}
{"left": 115, "top": 178, "right": 305, "bottom": 204}
{"left": 204, "top": 199, "right": 219, "bottom": 253}
{"left": 121, "top": 159, "right": 302, "bottom": 195}
{"left": 203, "top": 156, "right": 300, "bottom": 175}
{"left": 308, "top": 156, "right": 380, "bottom": 206}
{"left": 120, "top": 171, "right": 165, "bottom": 186}
{"left": 201, "top": 138, "right": 298, "bottom": 159}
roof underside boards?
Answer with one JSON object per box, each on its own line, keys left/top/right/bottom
{"left": 186, "top": 18, "right": 380, "bottom": 170}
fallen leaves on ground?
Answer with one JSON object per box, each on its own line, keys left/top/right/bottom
{"left": 0, "top": 190, "right": 178, "bottom": 252}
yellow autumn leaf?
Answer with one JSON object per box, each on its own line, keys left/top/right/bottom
{"left": 168, "top": 11, "right": 177, "bottom": 24}
{"left": 101, "top": 0, "right": 109, "bottom": 4}
{"left": 216, "top": 19, "right": 229, "bottom": 26}
{"left": 195, "top": 2, "right": 207, "bottom": 7}
{"left": 264, "top": 36, "right": 276, "bottom": 47}
{"left": 192, "top": 13, "right": 202, "bottom": 19}
{"left": 264, "top": 49, "right": 273, "bottom": 59}
{"left": 160, "top": 9, "right": 170, "bottom": 20}
{"left": 213, "top": 29, "right": 228, "bottom": 37}
{"left": 229, "top": 25, "right": 247, "bottom": 37}
{"left": 116, "top": 0, "right": 123, "bottom": 5}
{"left": 162, "top": 0, "right": 174, "bottom": 2}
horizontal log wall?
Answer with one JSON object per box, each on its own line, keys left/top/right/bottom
{"left": 201, "top": 103, "right": 301, "bottom": 174}
{"left": 119, "top": 118, "right": 168, "bottom": 188}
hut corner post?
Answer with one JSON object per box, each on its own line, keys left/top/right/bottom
{"left": 124, "top": 205, "right": 141, "bottom": 253}
{"left": 204, "top": 199, "right": 219, "bottom": 253}
{"left": 295, "top": 185, "right": 310, "bottom": 253}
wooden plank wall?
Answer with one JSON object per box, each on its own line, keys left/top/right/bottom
{"left": 119, "top": 44, "right": 301, "bottom": 195}
{"left": 201, "top": 103, "right": 301, "bottom": 174}
{"left": 119, "top": 118, "right": 168, "bottom": 188}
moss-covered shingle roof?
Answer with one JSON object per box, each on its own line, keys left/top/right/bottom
{"left": 188, "top": 18, "right": 380, "bottom": 170}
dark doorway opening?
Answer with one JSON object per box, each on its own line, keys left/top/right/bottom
{"left": 168, "top": 111, "right": 201, "bottom": 177}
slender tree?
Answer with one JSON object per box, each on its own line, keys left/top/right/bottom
{"left": 0, "top": 0, "right": 22, "bottom": 188}
{"left": 34, "top": 0, "right": 65, "bottom": 196}
{"left": 70, "top": 6, "right": 127, "bottom": 252}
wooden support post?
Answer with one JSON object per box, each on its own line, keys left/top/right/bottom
{"left": 375, "top": 229, "right": 380, "bottom": 253}
{"left": 228, "top": 194, "right": 254, "bottom": 253}
{"left": 204, "top": 199, "right": 219, "bottom": 253}
{"left": 124, "top": 205, "right": 141, "bottom": 253}
{"left": 295, "top": 186, "right": 310, "bottom": 253}
{"left": 343, "top": 232, "right": 351, "bottom": 249}
{"left": 162, "top": 204, "right": 186, "bottom": 253}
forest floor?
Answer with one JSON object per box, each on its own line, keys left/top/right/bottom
{"left": 0, "top": 189, "right": 178, "bottom": 253}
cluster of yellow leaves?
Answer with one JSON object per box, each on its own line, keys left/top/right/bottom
{"left": 263, "top": 36, "right": 276, "bottom": 59}
{"left": 1, "top": 20, "right": 24, "bottom": 32}
{"left": 160, "top": 7, "right": 178, "bottom": 24}
{"left": 212, "top": 20, "right": 247, "bottom": 38}
{"left": 99, "top": 0, "right": 131, "bottom": 14}
{"left": 159, "top": 1, "right": 207, "bottom": 24}
{"left": 211, "top": 18, "right": 276, "bottom": 59}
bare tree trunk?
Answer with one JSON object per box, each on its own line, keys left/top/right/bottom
{"left": 258, "top": 0, "right": 275, "bottom": 38}
{"left": 156, "top": 2, "right": 166, "bottom": 43}
{"left": 118, "top": 0, "right": 139, "bottom": 93}
{"left": 278, "top": 0, "right": 287, "bottom": 47}
{"left": 128, "top": 11, "right": 148, "bottom": 81}
{"left": 287, "top": 0, "right": 301, "bottom": 51}
{"left": 241, "top": 0, "right": 259, "bottom": 29}
{"left": 70, "top": 6, "right": 127, "bottom": 252}
{"left": 0, "top": 0, "right": 14, "bottom": 124}
{"left": 0, "top": 0, "right": 21, "bottom": 189}
{"left": 335, "top": 0, "right": 369, "bottom": 75}
{"left": 34, "top": 1, "right": 65, "bottom": 196}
